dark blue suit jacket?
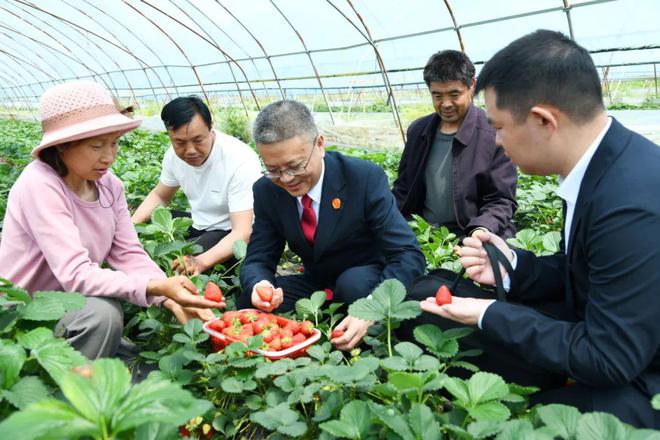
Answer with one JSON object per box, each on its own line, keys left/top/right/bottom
{"left": 241, "top": 151, "right": 425, "bottom": 296}
{"left": 482, "top": 119, "right": 660, "bottom": 400}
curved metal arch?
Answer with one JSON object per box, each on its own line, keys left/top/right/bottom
{"left": 0, "top": 5, "right": 109, "bottom": 88}
{"left": 328, "top": 0, "right": 405, "bottom": 143}
{"left": 17, "top": 0, "right": 129, "bottom": 96}
{"left": 5, "top": 1, "right": 116, "bottom": 92}
{"left": 0, "top": 71, "right": 22, "bottom": 118}
{"left": 0, "top": 66, "right": 39, "bottom": 119}
{"left": 0, "top": 82, "right": 20, "bottom": 119}
{"left": 60, "top": 0, "right": 165, "bottom": 105}
{"left": 0, "top": 48, "right": 57, "bottom": 84}
{"left": 14, "top": 0, "right": 186, "bottom": 98}
{"left": 562, "top": 0, "right": 575, "bottom": 40}
{"left": 124, "top": 0, "right": 211, "bottom": 105}
{"left": 269, "top": 0, "right": 336, "bottom": 124}
{"left": 135, "top": 0, "right": 261, "bottom": 110}
{"left": 0, "top": 32, "right": 72, "bottom": 92}
{"left": 122, "top": 0, "right": 209, "bottom": 103}
{"left": 0, "top": 26, "right": 79, "bottom": 79}
{"left": 215, "top": 0, "right": 286, "bottom": 101}
{"left": 184, "top": 0, "right": 273, "bottom": 107}
{"left": 167, "top": 0, "right": 250, "bottom": 118}
{"left": 442, "top": 0, "right": 465, "bottom": 52}
{"left": 81, "top": 0, "right": 178, "bottom": 100}
{"left": 57, "top": 0, "right": 142, "bottom": 105}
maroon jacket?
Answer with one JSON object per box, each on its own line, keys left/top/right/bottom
{"left": 393, "top": 104, "right": 517, "bottom": 238}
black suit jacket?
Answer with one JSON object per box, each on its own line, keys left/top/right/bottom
{"left": 241, "top": 151, "right": 425, "bottom": 296}
{"left": 392, "top": 105, "right": 517, "bottom": 237}
{"left": 482, "top": 119, "right": 660, "bottom": 399}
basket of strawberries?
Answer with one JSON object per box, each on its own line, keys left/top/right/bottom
{"left": 203, "top": 309, "right": 321, "bottom": 360}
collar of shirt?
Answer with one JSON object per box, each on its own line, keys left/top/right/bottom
{"left": 556, "top": 117, "right": 612, "bottom": 250}
{"left": 296, "top": 158, "right": 325, "bottom": 220}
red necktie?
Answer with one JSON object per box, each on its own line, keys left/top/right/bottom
{"left": 301, "top": 194, "right": 317, "bottom": 246}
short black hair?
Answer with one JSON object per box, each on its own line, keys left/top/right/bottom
{"left": 423, "top": 50, "right": 475, "bottom": 88}
{"left": 475, "top": 29, "right": 604, "bottom": 123}
{"left": 161, "top": 96, "right": 212, "bottom": 131}
{"left": 39, "top": 145, "right": 68, "bottom": 177}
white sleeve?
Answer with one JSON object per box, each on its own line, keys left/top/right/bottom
{"left": 477, "top": 300, "right": 497, "bottom": 329}
{"left": 159, "top": 148, "right": 179, "bottom": 187}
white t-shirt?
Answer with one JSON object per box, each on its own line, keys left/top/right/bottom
{"left": 160, "top": 129, "right": 262, "bottom": 231}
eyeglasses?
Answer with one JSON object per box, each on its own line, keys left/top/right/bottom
{"left": 262, "top": 135, "right": 318, "bottom": 180}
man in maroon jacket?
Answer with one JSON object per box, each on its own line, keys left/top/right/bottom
{"left": 393, "top": 50, "right": 517, "bottom": 238}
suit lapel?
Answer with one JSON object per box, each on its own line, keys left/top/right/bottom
{"left": 566, "top": 118, "right": 629, "bottom": 259}
{"left": 313, "top": 153, "right": 347, "bottom": 261}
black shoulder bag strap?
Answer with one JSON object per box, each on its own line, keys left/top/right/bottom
{"left": 450, "top": 242, "right": 515, "bottom": 302}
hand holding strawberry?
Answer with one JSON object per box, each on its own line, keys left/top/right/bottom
{"left": 251, "top": 280, "right": 283, "bottom": 312}
{"left": 256, "top": 285, "right": 273, "bottom": 302}
{"left": 204, "top": 281, "right": 226, "bottom": 308}
{"left": 148, "top": 276, "right": 220, "bottom": 309}
{"left": 420, "top": 295, "right": 496, "bottom": 327}
{"left": 330, "top": 316, "right": 372, "bottom": 351}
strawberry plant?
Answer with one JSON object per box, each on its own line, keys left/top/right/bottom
{"left": 0, "top": 358, "right": 212, "bottom": 439}
{"left": 349, "top": 279, "right": 421, "bottom": 357}
{"left": 1, "top": 119, "right": 656, "bottom": 437}
{"left": 408, "top": 215, "right": 462, "bottom": 272}
{"left": 136, "top": 207, "right": 200, "bottom": 276}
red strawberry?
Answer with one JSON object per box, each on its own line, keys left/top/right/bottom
{"left": 222, "top": 326, "right": 240, "bottom": 338}
{"left": 291, "top": 333, "right": 306, "bottom": 345}
{"left": 280, "top": 328, "right": 293, "bottom": 339}
{"left": 285, "top": 321, "right": 301, "bottom": 335}
{"left": 252, "top": 317, "right": 271, "bottom": 334}
{"left": 208, "top": 319, "right": 225, "bottom": 332}
{"left": 240, "top": 324, "right": 254, "bottom": 336}
{"left": 281, "top": 336, "right": 293, "bottom": 349}
{"left": 276, "top": 316, "right": 291, "bottom": 328}
{"left": 261, "top": 328, "right": 276, "bottom": 343}
{"left": 331, "top": 329, "right": 344, "bottom": 339}
{"left": 300, "top": 320, "right": 314, "bottom": 336}
{"left": 256, "top": 285, "right": 274, "bottom": 302}
{"left": 204, "top": 281, "right": 224, "bottom": 303}
{"left": 268, "top": 336, "right": 282, "bottom": 351}
{"left": 435, "top": 285, "right": 453, "bottom": 306}
{"left": 239, "top": 311, "right": 258, "bottom": 324}
{"left": 222, "top": 311, "right": 241, "bottom": 322}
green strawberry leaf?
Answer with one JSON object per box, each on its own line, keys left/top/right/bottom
{"left": 2, "top": 376, "right": 50, "bottom": 410}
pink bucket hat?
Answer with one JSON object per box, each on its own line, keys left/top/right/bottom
{"left": 31, "top": 81, "right": 142, "bottom": 157}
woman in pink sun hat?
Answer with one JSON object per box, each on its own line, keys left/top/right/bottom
{"left": 0, "top": 81, "right": 224, "bottom": 360}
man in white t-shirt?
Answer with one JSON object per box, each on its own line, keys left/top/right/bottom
{"left": 132, "top": 96, "right": 262, "bottom": 275}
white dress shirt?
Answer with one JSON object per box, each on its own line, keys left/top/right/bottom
{"left": 556, "top": 117, "right": 612, "bottom": 249}
{"left": 477, "top": 117, "right": 612, "bottom": 329}
{"left": 296, "top": 158, "right": 325, "bottom": 220}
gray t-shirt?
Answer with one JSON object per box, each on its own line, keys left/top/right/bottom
{"left": 423, "top": 131, "right": 459, "bottom": 230}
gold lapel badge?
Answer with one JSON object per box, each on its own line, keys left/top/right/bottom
{"left": 332, "top": 198, "right": 341, "bottom": 210}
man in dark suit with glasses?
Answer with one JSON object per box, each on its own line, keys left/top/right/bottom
{"left": 239, "top": 100, "right": 425, "bottom": 350}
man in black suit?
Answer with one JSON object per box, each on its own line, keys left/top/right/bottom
{"left": 239, "top": 100, "right": 425, "bottom": 350}
{"left": 419, "top": 30, "right": 660, "bottom": 428}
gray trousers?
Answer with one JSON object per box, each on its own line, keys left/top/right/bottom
{"left": 55, "top": 296, "right": 131, "bottom": 360}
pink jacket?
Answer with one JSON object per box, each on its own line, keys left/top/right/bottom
{"left": 0, "top": 160, "right": 165, "bottom": 307}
